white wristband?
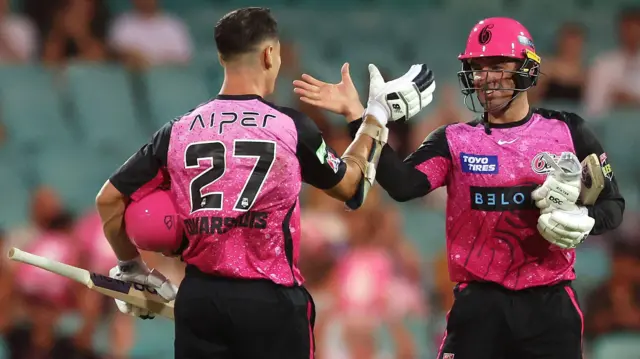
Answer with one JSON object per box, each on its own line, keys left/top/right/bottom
{"left": 363, "top": 102, "right": 389, "bottom": 127}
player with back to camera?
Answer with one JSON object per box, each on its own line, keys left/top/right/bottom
{"left": 94, "top": 7, "right": 435, "bottom": 359}
{"left": 293, "top": 17, "right": 625, "bottom": 359}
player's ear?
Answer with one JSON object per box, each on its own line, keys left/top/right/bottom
{"left": 262, "top": 44, "right": 274, "bottom": 70}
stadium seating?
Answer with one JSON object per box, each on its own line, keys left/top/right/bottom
{"left": 64, "top": 63, "right": 149, "bottom": 159}
{"left": 143, "top": 66, "right": 211, "bottom": 128}
{"left": 0, "top": 65, "right": 73, "bottom": 154}
{"left": 590, "top": 332, "right": 640, "bottom": 359}
{"left": 0, "top": 165, "right": 31, "bottom": 228}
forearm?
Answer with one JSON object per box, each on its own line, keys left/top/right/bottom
{"left": 95, "top": 181, "right": 139, "bottom": 261}
{"left": 586, "top": 198, "right": 624, "bottom": 235}
{"left": 323, "top": 115, "right": 386, "bottom": 206}
{"left": 347, "top": 119, "right": 432, "bottom": 202}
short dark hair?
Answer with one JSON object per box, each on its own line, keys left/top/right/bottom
{"left": 214, "top": 7, "right": 279, "bottom": 61}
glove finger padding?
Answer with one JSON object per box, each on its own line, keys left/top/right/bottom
{"left": 112, "top": 258, "right": 178, "bottom": 302}
{"left": 532, "top": 176, "right": 581, "bottom": 212}
{"left": 549, "top": 209, "right": 595, "bottom": 232}
{"left": 384, "top": 65, "right": 435, "bottom": 122}
{"left": 109, "top": 266, "right": 157, "bottom": 319}
{"left": 537, "top": 209, "right": 595, "bottom": 249}
{"left": 368, "top": 64, "right": 385, "bottom": 94}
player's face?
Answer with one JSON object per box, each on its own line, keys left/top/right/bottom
{"left": 469, "top": 58, "right": 518, "bottom": 110}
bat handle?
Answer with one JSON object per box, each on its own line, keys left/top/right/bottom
{"left": 7, "top": 247, "right": 91, "bottom": 285}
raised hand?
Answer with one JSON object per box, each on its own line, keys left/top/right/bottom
{"left": 293, "top": 62, "right": 364, "bottom": 121}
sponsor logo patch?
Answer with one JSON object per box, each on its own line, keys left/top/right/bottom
{"left": 326, "top": 152, "right": 341, "bottom": 173}
{"left": 531, "top": 152, "right": 558, "bottom": 174}
{"left": 470, "top": 185, "right": 538, "bottom": 211}
{"left": 460, "top": 153, "right": 498, "bottom": 174}
{"left": 599, "top": 152, "right": 613, "bottom": 180}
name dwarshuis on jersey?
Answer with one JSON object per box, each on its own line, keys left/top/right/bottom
{"left": 183, "top": 210, "right": 269, "bottom": 235}
{"left": 188, "top": 112, "right": 277, "bottom": 134}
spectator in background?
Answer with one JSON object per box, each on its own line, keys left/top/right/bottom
{"left": 585, "top": 8, "right": 640, "bottom": 117}
{"left": 42, "top": 0, "right": 110, "bottom": 65}
{"left": 529, "top": 23, "right": 586, "bottom": 104}
{"left": 74, "top": 210, "right": 135, "bottom": 359}
{"left": 0, "top": 0, "right": 36, "bottom": 63}
{"left": 584, "top": 241, "right": 640, "bottom": 341}
{"left": 5, "top": 186, "right": 64, "bottom": 253}
{"left": 8, "top": 211, "right": 82, "bottom": 359}
{"left": 109, "top": 0, "right": 192, "bottom": 69}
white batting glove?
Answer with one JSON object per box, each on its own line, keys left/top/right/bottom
{"left": 108, "top": 256, "right": 178, "bottom": 319}
{"left": 537, "top": 205, "right": 595, "bottom": 250}
{"left": 364, "top": 64, "right": 435, "bottom": 126}
{"left": 532, "top": 152, "right": 582, "bottom": 214}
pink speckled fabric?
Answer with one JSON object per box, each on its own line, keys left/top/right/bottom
{"left": 434, "top": 114, "right": 578, "bottom": 290}
{"left": 167, "top": 99, "right": 304, "bottom": 286}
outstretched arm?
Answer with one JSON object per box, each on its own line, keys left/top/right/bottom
{"left": 293, "top": 63, "right": 435, "bottom": 208}
{"left": 293, "top": 62, "right": 437, "bottom": 206}
{"left": 348, "top": 119, "right": 452, "bottom": 202}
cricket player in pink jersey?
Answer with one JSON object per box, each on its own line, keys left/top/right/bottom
{"left": 294, "top": 16, "right": 625, "bottom": 359}
{"left": 94, "top": 6, "right": 435, "bottom": 359}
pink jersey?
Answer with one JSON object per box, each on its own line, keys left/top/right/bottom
{"left": 15, "top": 232, "right": 78, "bottom": 306}
{"left": 75, "top": 211, "right": 117, "bottom": 273}
{"left": 109, "top": 94, "right": 347, "bottom": 286}
{"left": 351, "top": 108, "right": 624, "bottom": 290}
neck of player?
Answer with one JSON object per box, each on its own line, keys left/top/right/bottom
{"left": 486, "top": 94, "right": 530, "bottom": 125}
{"left": 220, "top": 65, "right": 270, "bottom": 98}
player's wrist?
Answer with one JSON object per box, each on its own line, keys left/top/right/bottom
{"left": 363, "top": 102, "right": 389, "bottom": 126}
{"left": 344, "top": 102, "right": 366, "bottom": 122}
{"left": 117, "top": 256, "right": 145, "bottom": 272}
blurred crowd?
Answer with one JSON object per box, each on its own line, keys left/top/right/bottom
{"left": 0, "top": 0, "right": 639, "bottom": 358}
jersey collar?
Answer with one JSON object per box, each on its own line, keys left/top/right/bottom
{"left": 216, "top": 94, "right": 263, "bottom": 100}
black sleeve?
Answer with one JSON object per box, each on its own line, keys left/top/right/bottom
{"left": 347, "top": 119, "right": 452, "bottom": 202}
{"left": 109, "top": 120, "right": 174, "bottom": 198}
{"left": 564, "top": 112, "right": 625, "bottom": 235}
{"left": 281, "top": 107, "right": 346, "bottom": 190}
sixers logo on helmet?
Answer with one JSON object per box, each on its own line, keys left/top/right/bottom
{"left": 478, "top": 24, "right": 494, "bottom": 45}
{"left": 531, "top": 152, "right": 558, "bottom": 174}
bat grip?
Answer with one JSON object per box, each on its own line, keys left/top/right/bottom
{"left": 7, "top": 247, "right": 91, "bottom": 285}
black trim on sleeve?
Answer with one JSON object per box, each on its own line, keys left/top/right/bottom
{"left": 535, "top": 108, "right": 625, "bottom": 235}
{"left": 109, "top": 120, "right": 175, "bottom": 196}
{"left": 276, "top": 106, "right": 346, "bottom": 190}
{"left": 347, "top": 119, "right": 452, "bottom": 202}
{"left": 282, "top": 199, "right": 298, "bottom": 285}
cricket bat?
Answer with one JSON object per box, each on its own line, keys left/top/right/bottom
{"left": 580, "top": 153, "right": 605, "bottom": 205}
{"left": 7, "top": 247, "right": 175, "bottom": 320}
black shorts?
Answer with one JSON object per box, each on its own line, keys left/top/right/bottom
{"left": 174, "top": 265, "right": 316, "bottom": 359}
{"left": 437, "top": 281, "right": 583, "bottom": 359}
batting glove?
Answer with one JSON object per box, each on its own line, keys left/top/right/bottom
{"left": 532, "top": 152, "right": 582, "bottom": 214}
{"left": 537, "top": 205, "right": 595, "bottom": 250}
{"left": 364, "top": 64, "right": 435, "bottom": 126}
{"left": 109, "top": 256, "right": 178, "bottom": 319}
